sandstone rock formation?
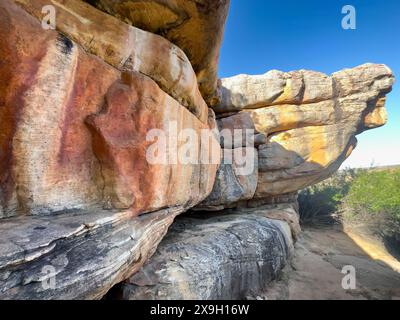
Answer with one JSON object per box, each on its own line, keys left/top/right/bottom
{"left": 207, "top": 64, "right": 395, "bottom": 207}
{"left": 0, "top": 0, "right": 220, "bottom": 298}
{"left": 0, "top": 208, "right": 181, "bottom": 299}
{"left": 84, "top": 0, "right": 230, "bottom": 105}
{"left": 198, "top": 147, "right": 258, "bottom": 211}
{"left": 0, "top": 0, "right": 219, "bottom": 218}
{"left": 196, "top": 113, "right": 263, "bottom": 210}
{"left": 0, "top": 0, "right": 395, "bottom": 300}
{"left": 14, "top": 0, "right": 209, "bottom": 123}
{"left": 110, "top": 212, "right": 293, "bottom": 300}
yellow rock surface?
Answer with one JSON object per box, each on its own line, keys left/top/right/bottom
{"left": 215, "top": 64, "right": 395, "bottom": 198}
{"left": 14, "top": 0, "right": 209, "bottom": 123}
{"left": 83, "top": 0, "right": 230, "bottom": 106}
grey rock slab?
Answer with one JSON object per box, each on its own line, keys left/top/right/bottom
{"left": 0, "top": 207, "right": 183, "bottom": 299}
{"left": 113, "top": 212, "right": 293, "bottom": 300}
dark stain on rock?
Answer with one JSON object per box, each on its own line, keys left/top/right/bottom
{"left": 84, "top": 0, "right": 98, "bottom": 7}
{"left": 57, "top": 33, "right": 74, "bottom": 55}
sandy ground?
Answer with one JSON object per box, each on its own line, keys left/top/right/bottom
{"left": 259, "top": 225, "right": 400, "bottom": 300}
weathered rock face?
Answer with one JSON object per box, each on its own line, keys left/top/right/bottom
{"left": 0, "top": 0, "right": 223, "bottom": 299}
{"left": 191, "top": 64, "right": 394, "bottom": 253}
{"left": 0, "top": 0, "right": 117, "bottom": 217}
{"left": 235, "top": 202, "right": 301, "bottom": 241}
{"left": 84, "top": 0, "right": 230, "bottom": 105}
{"left": 14, "top": 0, "right": 209, "bottom": 123}
{"left": 0, "top": 207, "right": 183, "bottom": 299}
{"left": 207, "top": 64, "right": 395, "bottom": 205}
{"left": 197, "top": 147, "right": 258, "bottom": 211}
{"left": 196, "top": 113, "right": 263, "bottom": 210}
{"left": 0, "top": 0, "right": 220, "bottom": 217}
{"left": 86, "top": 73, "right": 220, "bottom": 213}
{"left": 0, "top": 0, "right": 396, "bottom": 301}
{"left": 111, "top": 212, "right": 293, "bottom": 300}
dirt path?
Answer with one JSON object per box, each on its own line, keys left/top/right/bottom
{"left": 261, "top": 225, "right": 400, "bottom": 300}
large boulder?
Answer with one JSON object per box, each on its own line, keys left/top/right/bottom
{"left": 111, "top": 211, "right": 294, "bottom": 300}
{"left": 0, "top": 0, "right": 221, "bottom": 300}
{"left": 14, "top": 0, "right": 209, "bottom": 123}
{"left": 197, "top": 147, "right": 258, "bottom": 211}
{"left": 211, "top": 64, "right": 395, "bottom": 200}
{"left": 86, "top": 73, "right": 220, "bottom": 213}
{"left": 0, "top": 0, "right": 220, "bottom": 217}
{"left": 0, "top": 207, "right": 183, "bottom": 299}
{"left": 83, "top": 0, "right": 231, "bottom": 105}
{"left": 0, "top": 0, "right": 396, "bottom": 301}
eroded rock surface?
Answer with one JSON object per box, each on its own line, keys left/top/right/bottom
{"left": 207, "top": 64, "right": 395, "bottom": 204}
{"left": 197, "top": 148, "right": 258, "bottom": 211}
{"left": 1, "top": 0, "right": 117, "bottom": 217}
{"left": 0, "top": 0, "right": 396, "bottom": 301}
{"left": 111, "top": 212, "right": 293, "bottom": 300}
{"left": 0, "top": 0, "right": 220, "bottom": 217}
{"left": 0, "top": 207, "right": 183, "bottom": 299}
{"left": 0, "top": 1, "right": 221, "bottom": 299}
{"left": 86, "top": 72, "right": 220, "bottom": 214}
{"left": 14, "top": 0, "right": 209, "bottom": 123}
{"left": 84, "top": 0, "right": 230, "bottom": 105}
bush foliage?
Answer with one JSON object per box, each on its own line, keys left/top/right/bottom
{"left": 346, "top": 169, "right": 400, "bottom": 221}
{"left": 299, "top": 167, "right": 400, "bottom": 225}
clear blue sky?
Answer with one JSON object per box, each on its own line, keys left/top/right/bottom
{"left": 219, "top": 0, "right": 399, "bottom": 168}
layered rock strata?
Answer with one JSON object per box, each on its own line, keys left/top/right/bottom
{"left": 0, "top": 0, "right": 220, "bottom": 299}
{"left": 110, "top": 212, "right": 294, "bottom": 300}
{"left": 84, "top": 0, "right": 231, "bottom": 105}
{"left": 0, "top": 0, "right": 220, "bottom": 218}
{"left": 0, "top": 0, "right": 395, "bottom": 300}
{"left": 0, "top": 208, "right": 181, "bottom": 299}
{"left": 204, "top": 64, "right": 394, "bottom": 208}
{"left": 14, "top": 0, "right": 210, "bottom": 123}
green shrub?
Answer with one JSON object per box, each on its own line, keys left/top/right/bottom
{"left": 345, "top": 169, "right": 400, "bottom": 222}
{"left": 299, "top": 185, "right": 343, "bottom": 221}
{"left": 298, "top": 169, "right": 356, "bottom": 222}
{"left": 299, "top": 167, "right": 400, "bottom": 229}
